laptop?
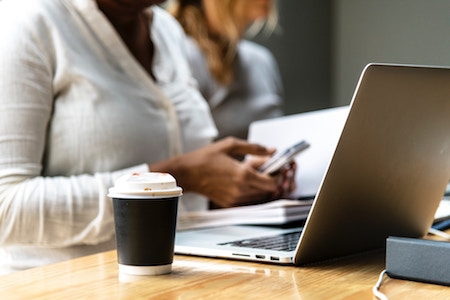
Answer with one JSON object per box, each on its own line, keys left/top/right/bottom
{"left": 175, "top": 63, "right": 450, "bottom": 266}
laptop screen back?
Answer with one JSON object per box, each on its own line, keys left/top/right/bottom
{"left": 295, "top": 64, "right": 450, "bottom": 265}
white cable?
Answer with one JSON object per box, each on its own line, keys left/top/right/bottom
{"left": 372, "top": 269, "right": 388, "bottom": 300}
{"left": 428, "top": 228, "right": 450, "bottom": 240}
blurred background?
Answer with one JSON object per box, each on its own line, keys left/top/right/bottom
{"left": 250, "top": 0, "right": 450, "bottom": 115}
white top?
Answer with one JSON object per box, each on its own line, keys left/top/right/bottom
{"left": 186, "top": 38, "right": 284, "bottom": 140}
{"left": 0, "top": 0, "right": 217, "bottom": 274}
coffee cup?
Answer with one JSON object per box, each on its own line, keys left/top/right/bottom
{"left": 108, "top": 172, "right": 182, "bottom": 275}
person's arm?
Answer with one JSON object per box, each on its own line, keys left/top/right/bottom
{"left": 151, "top": 137, "right": 285, "bottom": 208}
{"left": 0, "top": 9, "right": 147, "bottom": 248}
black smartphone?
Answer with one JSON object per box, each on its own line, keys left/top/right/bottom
{"left": 258, "top": 140, "right": 310, "bottom": 175}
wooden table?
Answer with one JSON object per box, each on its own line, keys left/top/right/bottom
{"left": 0, "top": 243, "right": 449, "bottom": 300}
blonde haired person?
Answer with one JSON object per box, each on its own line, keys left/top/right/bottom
{"left": 170, "top": 0, "right": 284, "bottom": 140}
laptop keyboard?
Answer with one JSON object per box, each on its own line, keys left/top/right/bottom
{"left": 218, "top": 230, "right": 302, "bottom": 252}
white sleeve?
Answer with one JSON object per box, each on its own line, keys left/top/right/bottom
{"left": 0, "top": 5, "right": 149, "bottom": 247}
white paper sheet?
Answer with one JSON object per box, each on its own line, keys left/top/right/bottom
{"left": 177, "top": 199, "right": 313, "bottom": 231}
{"left": 248, "top": 106, "right": 349, "bottom": 198}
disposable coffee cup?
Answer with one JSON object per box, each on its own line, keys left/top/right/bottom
{"left": 108, "top": 172, "right": 182, "bottom": 276}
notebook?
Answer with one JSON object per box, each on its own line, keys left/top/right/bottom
{"left": 175, "top": 63, "right": 450, "bottom": 265}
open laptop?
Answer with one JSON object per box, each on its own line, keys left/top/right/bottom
{"left": 175, "top": 63, "right": 450, "bottom": 266}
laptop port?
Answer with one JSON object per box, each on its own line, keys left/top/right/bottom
{"left": 232, "top": 253, "right": 250, "bottom": 257}
{"left": 255, "top": 255, "right": 266, "bottom": 259}
{"left": 270, "top": 256, "right": 280, "bottom": 261}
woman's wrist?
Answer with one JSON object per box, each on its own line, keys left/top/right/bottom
{"left": 148, "top": 155, "right": 193, "bottom": 193}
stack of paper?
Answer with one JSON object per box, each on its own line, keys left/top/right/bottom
{"left": 177, "top": 199, "right": 313, "bottom": 231}
{"left": 434, "top": 199, "right": 450, "bottom": 223}
{"left": 177, "top": 197, "right": 449, "bottom": 232}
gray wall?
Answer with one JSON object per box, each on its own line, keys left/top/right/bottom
{"left": 251, "top": 0, "right": 333, "bottom": 115}
{"left": 252, "top": 1, "right": 450, "bottom": 114}
{"left": 333, "top": 0, "right": 450, "bottom": 106}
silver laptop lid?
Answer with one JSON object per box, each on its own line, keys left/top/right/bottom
{"left": 295, "top": 63, "right": 450, "bottom": 265}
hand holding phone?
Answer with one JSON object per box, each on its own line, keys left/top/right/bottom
{"left": 258, "top": 140, "right": 310, "bottom": 175}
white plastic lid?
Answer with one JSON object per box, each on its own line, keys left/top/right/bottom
{"left": 108, "top": 172, "right": 182, "bottom": 199}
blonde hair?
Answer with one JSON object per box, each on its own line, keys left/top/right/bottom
{"left": 169, "top": 0, "right": 277, "bottom": 85}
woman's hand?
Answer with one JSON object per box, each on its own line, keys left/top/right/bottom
{"left": 244, "top": 156, "right": 297, "bottom": 200}
{"left": 150, "top": 137, "right": 296, "bottom": 208}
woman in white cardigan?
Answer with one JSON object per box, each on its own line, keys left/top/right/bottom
{"left": 0, "top": 0, "right": 295, "bottom": 274}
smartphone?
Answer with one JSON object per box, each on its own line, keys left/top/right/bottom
{"left": 258, "top": 140, "right": 310, "bottom": 175}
